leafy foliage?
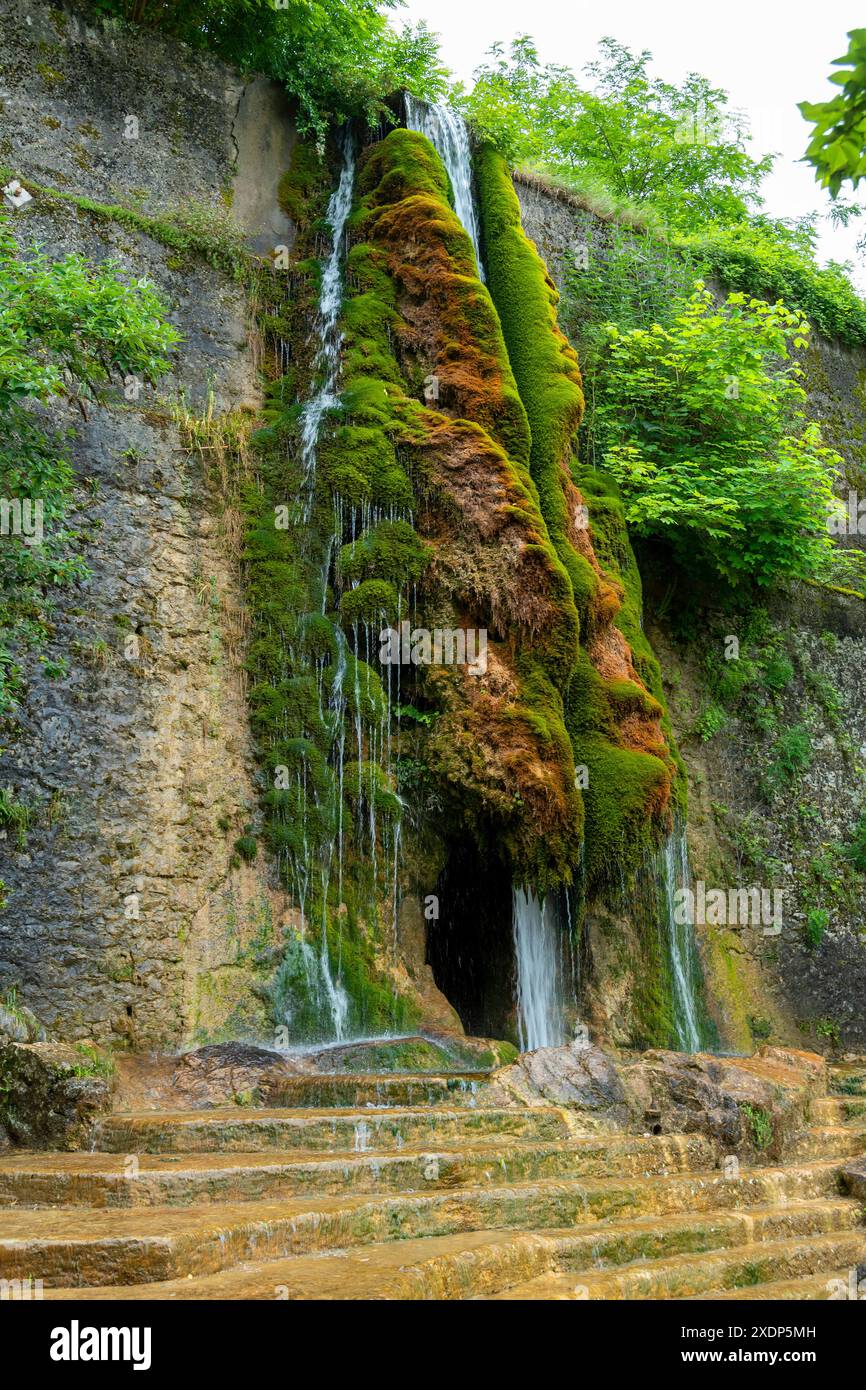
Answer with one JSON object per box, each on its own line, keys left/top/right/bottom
{"left": 805, "top": 907, "right": 829, "bottom": 949}
{"left": 677, "top": 218, "right": 866, "bottom": 347}
{"left": 0, "top": 217, "right": 178, "bottom": 715}
{"left": 86, "top": 0, "right": 448, "bottom": 138}
{"left": 764, "top": 725, "right": 813, "bottom": 795}
{"left": 470, "top": 36, "right": 866, "bottom": 346}
{"left": 800, "top": 30, "right": 866, "bottom": 195}
{"left": 590, "top": 282, "right": 864, "bottom": 590}
{"left": 846, "top": 806, "right": 866, "bottom": 872}
{"left": 463, "top": 36, "right": 772, "bottom": 229}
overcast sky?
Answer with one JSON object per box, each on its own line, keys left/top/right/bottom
{"left": 398, "top": 0, "right": 865, "bottom": 286}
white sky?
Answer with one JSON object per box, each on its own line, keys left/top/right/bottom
{"left": 398, "top": 0, "right": 866, "bottom": 287}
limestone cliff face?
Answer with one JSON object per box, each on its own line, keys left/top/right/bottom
{"left": 0, "top": 0, "right": 298, "bottom": 1045}
{"left": 5, "top": 2, "right": 866, "bottom": 1057}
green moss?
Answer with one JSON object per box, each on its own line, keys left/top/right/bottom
{"left": 339, "top": 520, "right": 430, "bottom": 586}
{"left": 268, "top": 921, "right": 419, "bottom": 1045}
{"left": 476, "top": 147, "right": 685, "bottom": 889}
{"left": 0, "top": 167, "right": 251, "bottom": 280}
{"left": 278, "top": 140, "right": 329, "bottom": 224}
{"left": 475, "top": 146, "right": 584, "bottom": 585}
{"left": 339, "top": 577, "right": 399, "bottom": 626}
{"left": 334, "top": 128, "right": 583, "bottom": 890}
{"left": 578, "top": 736, "right": 672, "bottom": 885}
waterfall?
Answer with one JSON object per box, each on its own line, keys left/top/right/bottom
{"left": 513, "top": 887, "right": 569, "bottom": 1051}
{"left": 298, "top": 129, "right": 356, "bottom": 509}
{"left": 274, "top": 130, "right": 410, "bottom": 1044}
{"left": 286, "top": 132, "right": 357, "bottom": 1039}
{"left": 405, "top": 96, "right": 485, "bottom": 278}
{"left": 657, "top": 823, "right": 703, "bottom": 1052}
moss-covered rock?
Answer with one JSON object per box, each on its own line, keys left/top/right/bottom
{"left": 476, "top": 145, "right": 684, "bottom": 892}
{"left": 0, "top": 1040, "right": 112, "bottom": 1150}
{"left": 338, "top": 128, "right": 585, "bottom": 890}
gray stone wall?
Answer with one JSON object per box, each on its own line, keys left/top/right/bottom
{"left": 0, "top": 1, "right": 297, "bottom": 1046}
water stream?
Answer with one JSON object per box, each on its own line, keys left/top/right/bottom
{"left": 298, "top": 129, "right": 356, "bottom": 511}
{"left": 512, "top": 888, "right": 570, "bottom": 1051}
{"left": 279, "top": 133, "right": 357, "bottom": 1038}
{"left": 279, "top": 130, "right": 412, "bottom": 1042}
{"left": 656, "top": 822, "right": 703, "bottom": 1052}
{"left": 405, "top": 96, "right": 485, "bottom": 277}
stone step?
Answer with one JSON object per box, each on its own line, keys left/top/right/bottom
{"left": 485, "top": 1229, "right": 866, "bottom": 1300}
{"left": 91, "top": 1105, "right": 576, "bottom": 1155}
{"left": 0, "top": 1132, "right": 716, "bottom": 1209}
{"left": 811, "top": 1096, "right": 866, "bottom": 1125}
{"left": 792, "top": 1125, "right": 866, "bottom": 1160}
{"left": 34, "top": 1201, "right": 862, "bottom": 1302}
{"left": 828, "top": 1065, "right": 866, "bottom": 1098}
{"left": 42, "top": 1230, "right": 558, "bottom": 1301}
{"left": 0, "top": 1158, "right": 848, "bottom": 1287}
{"left": 259, "top": 1072, "right": 491, "bottom": 1109}
{"left": 548, "top": 1198, "right": 861, "bottom": 1272}
{"left": 689, "top": 1269, "right": 855, "bottom": 1300}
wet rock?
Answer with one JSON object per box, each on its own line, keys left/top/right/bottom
{"left": 840, "top": 1157, "right": 866, "bottom": 1200}
{"left": 485, "top": 1041, "right": 824, "bottom": 1157}
{"left": 620, "top": 1045, "right": 825, "bottom": 1160}
{"left": 0, "top": 1040, "right": 111, "bottom": 1150}
{"left": 170, "top": 1043, "right": 303, "bottom": 1108}
{"left": 485, "top": 1042, "right": 630, "bottom": 1125}
{"left": 620, "top": 1051, "right": 742, "bottom": 1153}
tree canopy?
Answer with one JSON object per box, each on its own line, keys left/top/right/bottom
{"left": 590, "top": 283, "right": 863, "bottom": 591}
{"left": 88, "top": 0, "right": 448, "bottom": 137}
{"left": 462, "top": 36, "right": 773, "bottom": 229}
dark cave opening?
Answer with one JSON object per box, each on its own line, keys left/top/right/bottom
{"left": 426, "top": 835, "right": 518, "bottom": 1042}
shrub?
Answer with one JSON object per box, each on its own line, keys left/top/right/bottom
{"left": 234, "top": 834, "right": 258, "bottom": 863}
{"left": 741, "top": 1102, "right": 774, "bottom": 1152}
{"left": 764, "top": 724, "right": 813, "bottom": 794}
{"left": 85, "top": 0, "right": 447, "bottom": 139}
{"left": 594, "top": 283, "right": 865, "bottom": 591}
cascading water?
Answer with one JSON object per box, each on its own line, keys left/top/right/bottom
{"left": 656, "top": 822, "right": 704, "bottom": 1052}
{"left": 298, "top": 130, "right": 356, "bottom": 510}
{"left": 512, "top": 888, "right": 570, "bottom": 1051}
{"left": 405, "top": 96, "right": 485, "bottom": 278}
{"left": 279, "top": 132, "right": 358, "bottom": 1040}
{"left": 274, "top": 129, "right": 408, "bottom": 1045}
{"left": 407, "top": 97, "right": 581, "bottom": 1054}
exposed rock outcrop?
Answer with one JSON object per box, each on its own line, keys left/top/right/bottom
{"left": 487, "top": 1041, "right": 826, "bottom": 1162}
{"left": 0, "top": 1040, "right": 112, "bottom": 1150}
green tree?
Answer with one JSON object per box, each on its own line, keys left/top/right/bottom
{"left": 801, "top": 30, "right": 866, "bottom": 196}
{"left": 590, "top": 283, "right": 863, "bottom": 591}
{"left": 87, "top": 0, "right": 448, "bottom": 137}
{"left": 464, "top": 36, "right": 772, "bottom": 228}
